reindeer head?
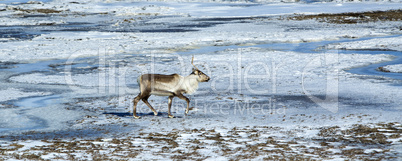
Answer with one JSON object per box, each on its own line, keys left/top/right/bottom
{"left": 191, "top": 56, "right": 210, "bottom": 82}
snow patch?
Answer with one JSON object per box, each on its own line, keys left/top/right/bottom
{"left": 0, "top": 88, "right": 52, "bottom": 102}
{"left": 378, "top": 64, "right": 402, "bottom": 73}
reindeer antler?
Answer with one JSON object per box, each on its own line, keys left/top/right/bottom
{"left": 191, "top": 55, "right": 200, "bottom": 71}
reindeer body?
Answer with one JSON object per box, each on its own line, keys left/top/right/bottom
{"left": 132, "top": 57, "right": 210, "bottom": 118}
{"left": 137, "top": 74, "right": 199, "bottom": 97}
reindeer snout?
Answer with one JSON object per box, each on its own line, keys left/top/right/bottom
{"left": 206, "top": 77, "right": 210, "bottom": 82}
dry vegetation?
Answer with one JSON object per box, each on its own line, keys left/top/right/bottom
{"left": 289, "top": 9, "right": 402, "bottom": 24}
{"left": 1, "top": 123, "right": 401, "bottom": 160}
{"left": 6, "top": 6, "right": 62, "bottom": 14}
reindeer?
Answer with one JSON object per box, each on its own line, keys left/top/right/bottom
{"left": 132, "top": 56, "right": 210, "bottom": 118}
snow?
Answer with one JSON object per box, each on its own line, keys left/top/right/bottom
{"left": 0, "top": 0, "right": 402, "bottom": 160}
{"left": 0, "top": 0, "right": 401, "bottom": 62}
{"left": 164, "top": 2, "right": 402, "bottom": 17}
{"left": 379, "top": 64, "right": 402, "bottom": 73}
{"left": 0, "top": 88, "right": 51, "bottom": 102}
{"left": 327, "top": 36, "right": 402, "bottom": 51}
{"left": 1, "top": 20, "right": 399, "bottom": 62}
{"left": 17, "top": 140, "right": 52, "bottom": 151}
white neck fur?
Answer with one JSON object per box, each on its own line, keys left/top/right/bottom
{"left": 182, "top": 74, "right": 199, "bottom": 95}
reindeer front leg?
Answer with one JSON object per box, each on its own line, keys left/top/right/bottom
{"left": 168, "top": 96, "right": 175, "bottom": 118}
{"left": 177, "top": 93, "right": 190, "bottom": 115}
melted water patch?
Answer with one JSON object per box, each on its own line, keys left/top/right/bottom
{"left": 0, "top": 95, "right": 60, "bottom": 133}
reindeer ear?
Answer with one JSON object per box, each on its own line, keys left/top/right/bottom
{"left": 192, "top": 68, "right": 198, "bottom": 74}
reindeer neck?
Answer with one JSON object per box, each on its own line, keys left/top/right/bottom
{"left": 183, "top": 74, "right": 199, "bottom": 94}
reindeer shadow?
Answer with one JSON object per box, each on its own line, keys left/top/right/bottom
{"left": 103, "top": 112, "right": 183, "bottom": 118}
{"left": 103, "top": 112, "right": 132, "bottom": 117}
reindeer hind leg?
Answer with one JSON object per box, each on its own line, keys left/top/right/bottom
{"left": 133, "top": 94, "right": 143, "bottom": 119}
{"left": 142, "top": 95, "right": 158, "bottom": 116}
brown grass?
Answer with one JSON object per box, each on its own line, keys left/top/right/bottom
{"left": 1, "top": 123, "right": 400, "bottom": 160}
{"left": 10, "top": 7, "right": 62, "bottom": 14}
{"left": 289, "top": 9, "right": 402, "bottom": 24}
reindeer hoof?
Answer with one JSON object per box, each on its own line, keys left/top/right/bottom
{"left": 134, "top": 115, "right": 141, "bottom": 119}
{"left": 168, "top": 115, "right": 175, "bottom": 118}
{"left": 186, "top": 107, "right": 194, "bottom": 115}
{"left": 153, "top": 111, "right": 158, "bottom": 116}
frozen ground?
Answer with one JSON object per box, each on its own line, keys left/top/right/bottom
{"left": 1, "top": 0, "right": 402, "bottom": 160}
